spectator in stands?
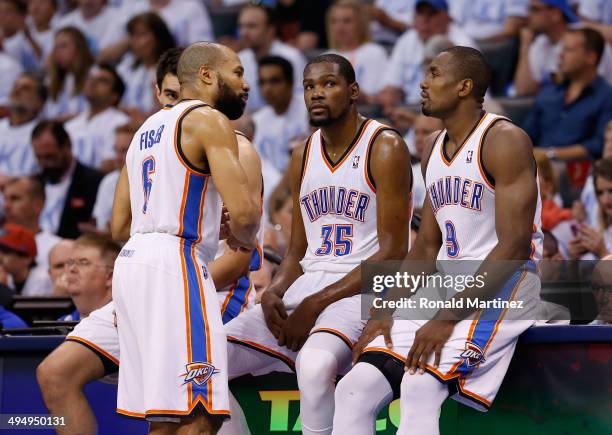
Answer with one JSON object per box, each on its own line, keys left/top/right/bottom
{"left": 64, "top": 64, "right": 128, "bottom": 171}
{"left": 0, "top": 49, "right": 23, "bottom": 108}
{"left": 237, "top": 3, "right": 307, "bottom": 111}
{"left": 580, "top": 120, "right": 612, "bottom": 227}
{"left": 449, "top": 0, "right": 528, "bottom": 42}
{"left": 326, "top": 0, "right": 389, "bottom": 100}
{"left": 535, "top": 151, "right": 572, "bottom": 231}
{"left": 368, "top": 0, "right": 415, "bottom": 46}
{"left": 47, "top": 238, "right": 73, "bottom": 296}
{"left": 0, "top": 0, "right": 40, "bottom": 71}
{"left": 272, "top": 0, "right": 332, "bottom": 50}
{"left": 58, "top": 234, "right": 118, "bottom": 320}
{"left": 154, "top": 46, "right": 182, "bottom": 108}
{"left": 3, "top": 176, "right": 60, "bottom": 294}
{"left": 0, "top": 223, "right": 50, "bottom": 296}
{"left": 25, "top": 0, "right": 58, "bottom": 67}
{"left": 0, "top": 73, "right": 45, "bottom": 179}
{"left": 31, "top": 120, "right": 103, "bottom": 239}
{"left": 589, "top": 255, "right": 612, "bottom": 325}
{"left": 0, "top": 304, "right": 27, "bottom": 329}
{"left": 524, "top": 28, "right": 612, "bottom": 161}
{"left": 580, "top": 0, "right": 612, "bottom": 43}
{"left": 569, "top": 158, "right": 612, "bottom": 259}
{"left": 45, "top": 26, "right": 93, "bottom": 120}
{"left": 89, "top": 122, "right": 135, "bottom": 233}
{"left": 116, "top": 12, "right": 175, "bottom": 119}
{"left": 409, "top": 114, "right": 443, "bottom": 209}
{"left": 53, "top": 0, "right": 123, "bottom": 56}
{"left": 377, "top": 0, "right": 477, "bottom": 113}
{"left": 253, "top": 56, "right": 309, "bottom": 175}
{"left": 268, "top": 180, "right": 292, "bottom": 255}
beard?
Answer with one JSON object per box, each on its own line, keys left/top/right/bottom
{"left": 309, "top": 104, "right": 350, "bottom": 127}
{"left": 216, "top": 76, "right": 246, "bottom": 120}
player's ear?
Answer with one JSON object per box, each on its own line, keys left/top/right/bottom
{"left": 199, "top": 65, "right": 215, "bottom": 86}
{"left": 349, "top": 81, "right": 359, "bottom": 103}
{"left": 457, "top": 78, "right": 473, "bottom": 99}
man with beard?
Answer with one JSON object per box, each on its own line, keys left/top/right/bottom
{"left": 110, "top": 42, "right": 259, "bottom": 434}
{"left": 32, "top": 120, "right": 103, "bottom": 239}
{"left": 224, "top": 53, "right": 412, "bottom": 435}
{"left": 38, "top": 43, "right": 263, "bottom": 435}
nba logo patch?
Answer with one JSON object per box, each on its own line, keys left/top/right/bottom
{"left": 352, "top": 155, "right": 360, "bottom": 168}
{"left": 181, "top": 362, "right": 218, "bottom": 386}
{"left": 459, "top": 341, "right": 485, "bottom": 367}
{"left": 466, "top": 151, "right": 473, "bottom": 163}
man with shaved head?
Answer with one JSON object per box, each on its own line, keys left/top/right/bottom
{"left": 110, "top": 41, "right": 259, "bottom": 434}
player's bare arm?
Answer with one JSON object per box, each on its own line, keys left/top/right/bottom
{"left": 405, "top": 121, "right": 538, "bottom": 374}
{"left": 110, "top": 166, "right": 131, "bottom": 242}
{"left": 209, "top": 134, "right": 263, "bottom": 289}
{"left": 261, "top": 143, "right": 309, "bottom": 339}
{"left": 278, "top": 130, "right": 413, "bottom": 352}
{"left": 182, "top": 107, "right": 259, "bottom": 245}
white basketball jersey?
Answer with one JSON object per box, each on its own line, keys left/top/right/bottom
{"left": 299, "top": 119, "right": 409, "bottom": 273}
{"left": 425, "top": 113, "right": 543, "bottom": 262}
{"left": 126, "top": 100, "right": 222, "bottom": 263}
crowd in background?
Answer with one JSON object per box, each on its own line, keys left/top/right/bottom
{"left": 0, "top": 0, "right": 611, "bottom": 325}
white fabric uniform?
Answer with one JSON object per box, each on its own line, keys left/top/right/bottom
{"left": 329, "top": 43, "right": 389, "bottom": 96}
{"left": 227, "top": 119, "right": 401, "bottom": 369}
{"left": 65, "top": 108, "right": 130, "bottom": 169}
{"left": 0, "top": 118, "right": 39, "bottom": 177}
{"left": 113, "top": 100, "right": 228, "bottom": 420}
{"left": 365, "top": 113, "right": 543, "bottom": 411}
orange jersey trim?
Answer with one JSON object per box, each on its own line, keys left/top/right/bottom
{"left": 65, "top": 336, "right": 119, "bottom": 366}
{"left": 311, "top": 327, "right": 354, "bottom": 349}
{"left": 440, "top": 113, "right": 488, "bottom": 166}
{"left": 227, "top": 336, "right": 295, "bottom": 369}
{"left": 321, "top": 119, "right": 372, "bottom": 173}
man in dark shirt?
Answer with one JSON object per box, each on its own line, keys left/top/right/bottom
{"left": 524, "top": 27, "right": 612, "bottom": 161}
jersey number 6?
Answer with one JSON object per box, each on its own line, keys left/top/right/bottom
{"left": 142, "top": 156, "right": 156, "bottom": 214}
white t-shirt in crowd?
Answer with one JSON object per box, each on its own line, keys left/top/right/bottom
{"left": 44, "top": 74, "right": 89, "bottom": 120}
{"left": 528, "top": 34, "right": 612, "bottom": 86}
{"left": 26, "top": 16, "right": 58, "bottom": 69}
{"left": 40, "top": 161, "right": 75, "bottom": 234}
{"left": 0, "top": 118, "right": 39, "bottom": 177}
{"left": 371, "top": 0, "right": 415, "bottom": 45}
{"left": 330, "top": 42, "right": 389, "bottom": 95}
{"left": 581, "top": 174, "right": 599, "bottom": 228}
{"left": 65, "top": 107, "right": 129, "bottom": 169}
{"left": 93, "top": 169, "right": 120, "bottom": 231}
{"left": 21, "top": 265, "right": 53, "bottom": 297}
{"left": 54, "top": 5, "right": 124, "bottom": 55}
{"left": 239, "top": 40, "right": 307, "bottom": 111}
{"left": 35, "top": 231, "right": 61, "bottom": 268}
{"left": 0, "top": 52, "right": 23, "bottom": 105}
{"left": 252, "top": 94, "right": 309, "bottom": 173}
{"left": 579, "top": 0, "right": 612, "bottom": 24}
{"left": 2, "top": 31, "right": 40, "bottom": 72}
{"left": 450, "top": 0, "right": 528, "bottom": 41}
{"left": 117, "top": 54, "right": 157, "bottom": 113}
{"left": 384, "top": 25, "right": 477, "bottom": 103}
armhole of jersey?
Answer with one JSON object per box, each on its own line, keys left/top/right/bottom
{"left": 235, "top": 130, "right": 249, "bottom": 139}
{"left": 175, "top": 103, "right": 211, "bottom": 176}
{"left": 478, "top": 117, "right": 511, "bottom": 190}
{"left": 365, "top": 127, "right": 402, "bottom": 192}
{"left": 300, "top": 133, "right": 315, "bottom": 184}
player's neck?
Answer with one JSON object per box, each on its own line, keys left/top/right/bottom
{"left": 320, "top": 109, "right": 364, "bottom": 156}
{"left": 181, "top": 86, "right": 214, "bottom": 106}
{"left": 443, "top": 107, "right": 485, "bottom": 148}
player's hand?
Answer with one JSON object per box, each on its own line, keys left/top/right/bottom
{"left": 405, "top": 319, "right": 455, "bottom": 375}
{"left": 278, "top": 296, "right": 321, "bottom": 352}
{"left": 261, "top": 291, "right": 288, "bottom": 339}
{"left": 352, "top": 318, "right": 394, "bottom": 365}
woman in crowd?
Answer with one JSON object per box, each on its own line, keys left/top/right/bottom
{"left": 44, "top": 26, "right": 93, "bottom": 120}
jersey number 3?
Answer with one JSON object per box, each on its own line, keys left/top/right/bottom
{"left": 142, "top": 156, "right": 156, "bottom": 214}
{"left": 315, "top": 224, "right": 353, "bottom": 257}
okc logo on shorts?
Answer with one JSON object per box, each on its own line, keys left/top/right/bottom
{"left": 181, "top": 362, "right": 217, "bottom": 386}
{"left": 459, "top": 342, "right": 485, "bottom": 367}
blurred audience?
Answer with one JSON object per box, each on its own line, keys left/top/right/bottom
{"left": 238, "top": 3, "right": 306, "bottom": 111}
{"left": 580, "top": 120, "right": 612, "bottom": 227}
{"left": 32, "top": 120, "right": 102, "bottom": 239}
{"left": 409, "top": 114, "right": 443, "bottom": 209}
{"left": 0, "top": 73, "right": 46, "bottom": 178}
{"left": 268, "top": 180, "right": 292, "bottom": 255}
{"left": 589, "top": 254, "right": 612, "bottom": 325}
{"left": 0, "top": 304, "right": 27, "bottom": 328}
{"left": 0, "top": 0, "right": 39, "bottom": 72}
{"left": 25, "top": 0, "right": 58, "bottom": 68}
{"left": 0, "top": 49, "right": 23, "bottom": 108}
{"left": 450, "top": 0, "right": 527, "bottom": 42}
{"left": 272, "top": 0, "right": 332, "bottom": 50}
{"left": 44, "top": 26, "right": 93, "bottom": 120}
{"left": 326, "top": 0, "right": 389, "bottom": 100}
{"left": 153, "top": 46, "right": 182, "bottom": 109}
{"left": 524, "top": 28, "right": 612, "bottom": 161}
{"left": 368, "top": 0, "right": 415, "bottom": 46}
{"left": 47, "top": 238, "right": 73, "bottom": 296}
{"left": 59, "top": 234, "right": 119, "bottom": 320}
{"left": 64, "top": 64, "right": 128, "bottom": 170}
{"left": 0, "top": 223, "right": 49, "bottom": 296}
{"left": 117, "top": 13, "right": 176, "bottom": 119}
{"left": 580, "top": 0, "right": 612, "bottom": 43}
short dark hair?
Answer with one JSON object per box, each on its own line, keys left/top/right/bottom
{"left": 241, "top": 3, "right": 277, "bottom": 27}
{"left": 5, "top": 176, "right": 45, "bottom": 202}
{"left": 441, "top": 46, "right": 491, "bottom": 104}
{"left": 3, "top": 0, "right": 27, "bottom": 15}
{"left": 594, "top": 157, "right": 612, "bottom": 185}
{"left": 305, "top": 53, "right": 356, "bottom": 84}
{"left": 20, "top": 72, "right": 47, "bottom": 103}
{"left": 156, "top": 47, "right": 184, "bottom": 90}
{"left": 568, "top": 27, "right": 605, "bottom": 66}
{"left": 127, "top": 12, "right": 176, "bottom": 66}
{"left": 259, "top": 55, "right": 294, "bottom": 85}
{"left": 96, "top": 63, "right": 126, "bottom": 105}
{"left": 32, "top": 120, "right": 71, "bottom": 149}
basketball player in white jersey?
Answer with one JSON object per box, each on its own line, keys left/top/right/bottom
{"left": 332, "top": 46, "right": 543, "bottom": 435}
{"left": 222, "top": 54, "right": 412, "bottom": 435}
{"left": 110, "top": 42, "right": 259, "bottom": 434}
{"left": 37, "top": 45, "right": 264, "bottom": 435}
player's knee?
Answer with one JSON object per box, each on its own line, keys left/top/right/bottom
{"left": 296, "top": 348, "right": 338, "bottom": 395}
{"left": 400, "top": 373, "right": 436, "bottom": 403}
{"left": 334, "top": 369, "right": 370, "bottom": 405}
